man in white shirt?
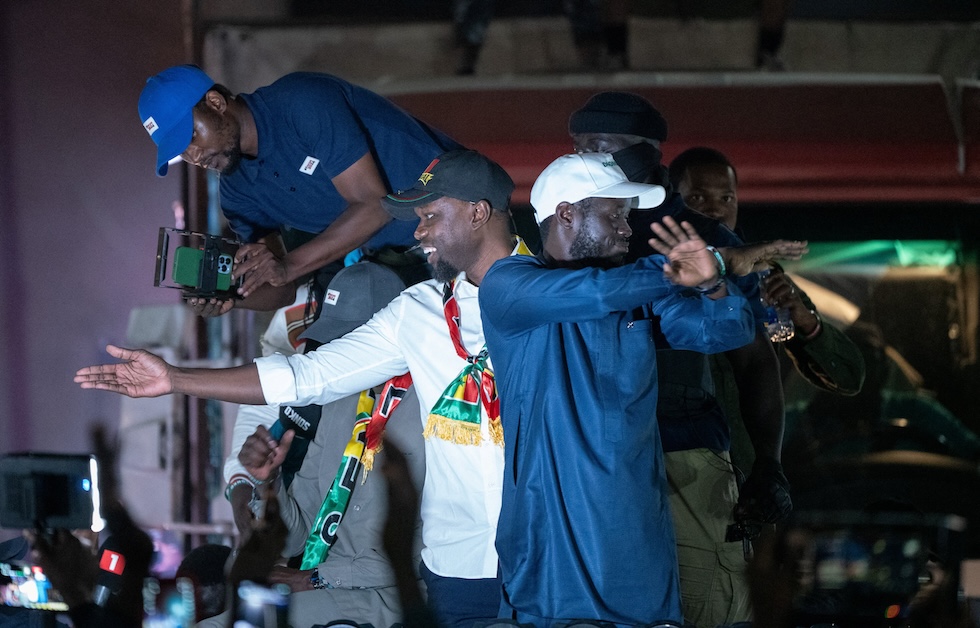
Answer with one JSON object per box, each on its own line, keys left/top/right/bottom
{"left": 76, "top": 150, "right": 524, "bottom": 627}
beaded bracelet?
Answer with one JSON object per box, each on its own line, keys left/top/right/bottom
{"left": 695, "top": 245, "right": 727, "bottom": 294}
{"left": 224, "top": 475, "right": 256, "bottom": 502}
{"left": 705, "top": 245, "right": 727, "bottom": 276}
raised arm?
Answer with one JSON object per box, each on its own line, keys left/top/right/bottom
{"left": 719, "top": 239, "right": 809, "bottom": 276}
{"left": 75, "top": 344, "right": 266, "bottom": 404}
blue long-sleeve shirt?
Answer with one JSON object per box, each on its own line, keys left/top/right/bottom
{"left": 480, "top": 253, "right": 755, "bottom": 626}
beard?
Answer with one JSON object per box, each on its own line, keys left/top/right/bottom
{"left": 432, "top": 259, "right": 462, "bottom": 282}
{"left": 569, "top": 228, "right": 603, "bottom": 260}
{"left": 218, "top": 146, "right": 243, "bottom": 175}
{"left": 569, "top": 228, "right": 627, "bottom": 268}
{"left": 216, "top": 117, "right": 244, "bottom": 175}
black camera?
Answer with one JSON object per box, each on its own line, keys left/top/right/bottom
{"left": 0, "top": 453, "right": 101, "bottom": 530}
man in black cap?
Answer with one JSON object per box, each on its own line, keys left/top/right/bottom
{"left": 78, "top": 149, "right": 526, "bottom": 628}
{"left": 569, "top": 91, "right": 795, "bottom": 628}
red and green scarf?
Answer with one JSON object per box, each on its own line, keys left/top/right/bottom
{"left": 423, "top": 279, "right": 503, "bottom": 446}
{"left": 300, "top": 373, "right": 412, "bottom": 570}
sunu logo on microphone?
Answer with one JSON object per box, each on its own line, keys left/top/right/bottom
{"left": 99, "top": 550, "right": 125, "bottom": 575}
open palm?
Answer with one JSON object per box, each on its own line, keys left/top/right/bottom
{"left": 74, "top": 344, "right": 173, "bottom": 398}
{"left": 649, "top": 216, "right": 717, "bottom": 288}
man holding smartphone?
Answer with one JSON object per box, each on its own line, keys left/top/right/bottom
{"left": 139, "top": 64, "right": 462, "bottom": 317}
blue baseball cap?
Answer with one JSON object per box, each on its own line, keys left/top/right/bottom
{"left": 138, "top": 65, "right": 215, "bottom": 176}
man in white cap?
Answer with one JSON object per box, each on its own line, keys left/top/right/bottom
{"left": 479, "top": 153, "right": 757, "bottom": 626}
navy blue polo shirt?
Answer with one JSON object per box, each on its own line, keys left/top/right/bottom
{"left": 219, "top": 73, "right": 462, "bottom": 249}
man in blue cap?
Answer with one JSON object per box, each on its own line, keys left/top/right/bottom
{"left": 138, "top": 65, "right": 461, "bottom": 317}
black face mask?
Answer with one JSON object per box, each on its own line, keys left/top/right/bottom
{"left": 612, "top": 143, "right": 671, "bottom": 192}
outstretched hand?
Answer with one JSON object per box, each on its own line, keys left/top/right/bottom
{"left": 649, "top": 216, "right": 720, "bottom": 289}
{"left": 74, "top": 345, "right": 174, "bottom": 398}
{"left": 721, "top": 240, "right": 809, "bottom": 276}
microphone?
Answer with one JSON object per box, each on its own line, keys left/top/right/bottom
{"left": 93, "top": 535, "right": 126, "bottom": 606}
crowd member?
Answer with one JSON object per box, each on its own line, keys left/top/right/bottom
{"left": 27, "top": 426, "right": 154, "bottom": 628}
{"left": 668, "top": 146, "right": 864, "bottom": 396}
{"left": 223, "top": 285, "right": 315, "bottom": 538}
{"left": 570, "top": 92, "right": 797, "bottom": 627}
{"left": 480, "top": 152, "right": 756, "bottom": 625}
{"left": 235, "top": 260, "right": 427, "bottom": 628}
{"left": 379, "top": 437, "right": 440, "bottom": 628}
{"left": 76, "top": 149, "right": 528, "bottom": 628}
{"left": 174, "top": 544, "right": 233, "bottom": 624}
{"left": 138, "top": 64, "right": 461, "bottom": 316}
{"left": 668, "top": 146, "right": 867, "bottom": 469}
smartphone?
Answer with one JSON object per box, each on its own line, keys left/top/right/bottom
{"left": 232, "top": 580, "right": 290, "bottom": 628}
{"left": 172, "top": 247, "right": 233, "bottom": 291}
{"left": 0, "top": 453, "right": 101, "bottom": 530}
{"left": 0, "top": 560, "right": 69, "bottom": 612}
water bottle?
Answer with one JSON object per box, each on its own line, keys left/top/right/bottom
{"left": 759, "top": 268, "right": 795, "bottom": 342}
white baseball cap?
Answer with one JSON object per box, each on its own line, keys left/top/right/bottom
{"left": 529, "top": 152, "right": 667, "bottom": 224}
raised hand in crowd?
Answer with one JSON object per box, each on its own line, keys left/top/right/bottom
{"left": 227, "top": 485, "right": 288, "bottom": 587}
{"left": 27, "top": 424, "right": 154, "bottom": 628}
{"left": 380, "top": 437, "right": 437, "bottom": 628}
{"left": 27, "top": 528, "right": 98, "bottom": 610}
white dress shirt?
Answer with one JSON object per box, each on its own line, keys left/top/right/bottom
{"left": 255, "top": 273, "right": 503, "bottom": 579}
